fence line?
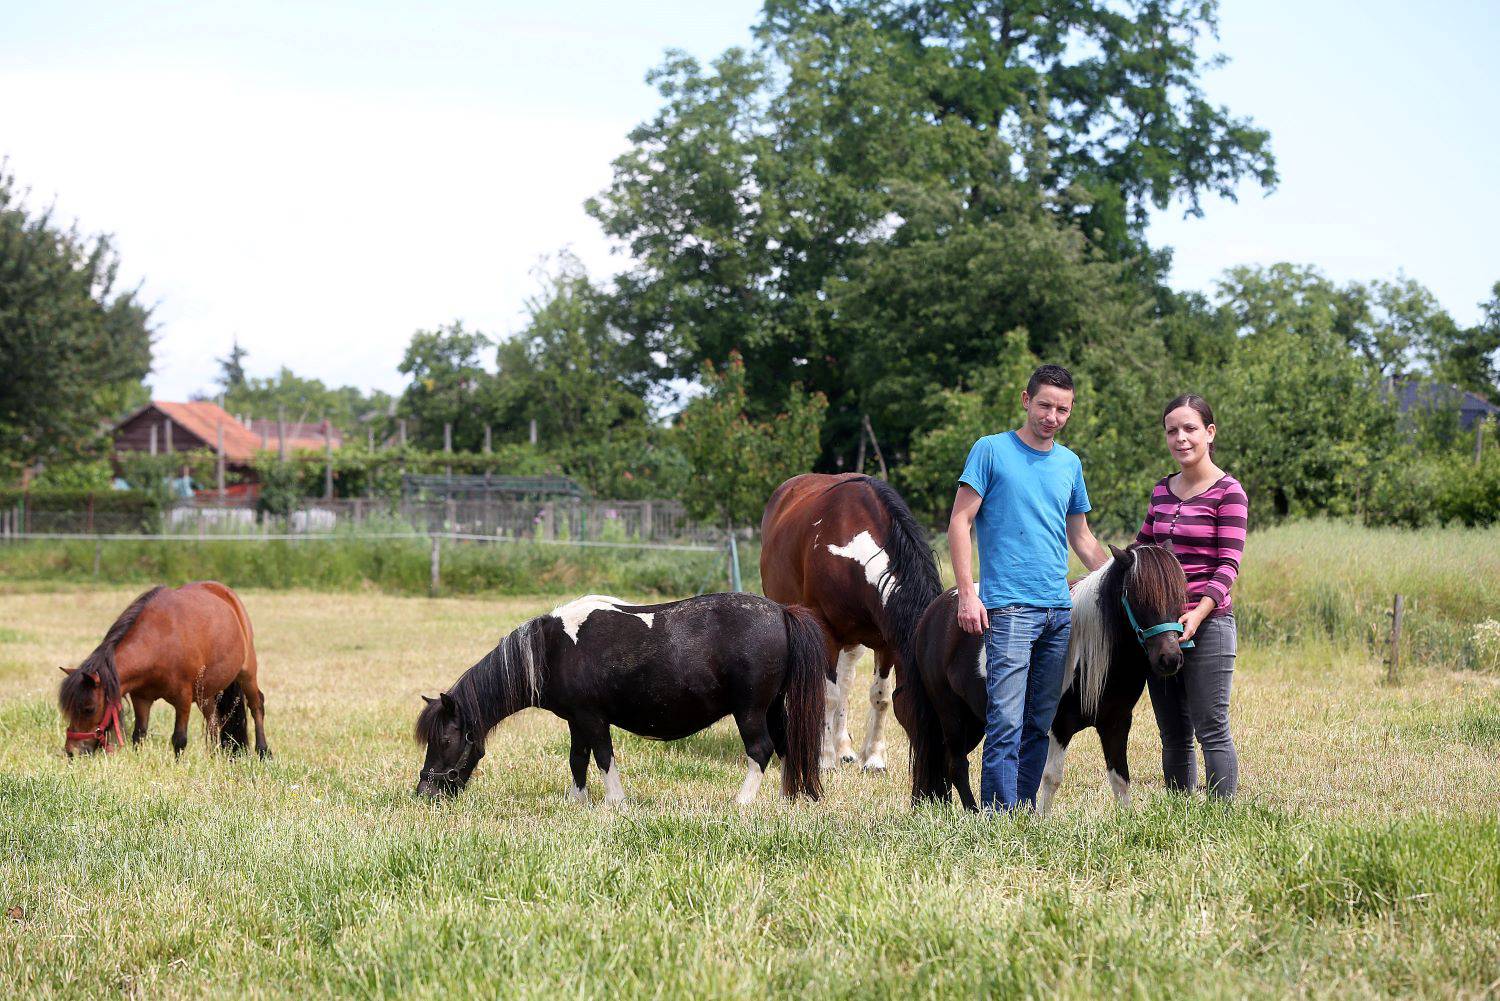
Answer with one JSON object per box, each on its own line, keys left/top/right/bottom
{"left": 0, "top": 528, "right": 743, "bottom": 593}
{"left": 0, "top": 530, "right": 724, "bottom": 554}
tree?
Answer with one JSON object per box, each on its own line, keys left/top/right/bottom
{"left": 395, "top": 322, "right": 494, "bottom": 451}
{"left": 0, "top": 165, "right": 154, "bottom": 478}
{"left": 676, "top": 352, "right": 827, "bottom": 528}
{"left": 217, "top": 365, "right": 391, "bottom": 440}
{"left": 216, "top": 336, "right": 249, "bottom": 392}
{"left": 492, "top": 255, "right": 658, "bottom": 449}
{"left": 1431, "top": 281, "right": 1500, "bottom": 399}
{"left": 589, "top": 0, "right": 1275, "bottom": 467}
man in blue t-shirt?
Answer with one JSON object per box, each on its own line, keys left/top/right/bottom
{"left": 948, "top": 364, "right": 1108, "bottom": 811}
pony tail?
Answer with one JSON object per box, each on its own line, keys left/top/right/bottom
{"left": 778, "top": 605, "right": 831, "bottom": 801}
{"left": 899, "top": 638, "right": 951, "bottom": 806}
{"left": 216, "top": 681, "right": 249, "bottom": 752}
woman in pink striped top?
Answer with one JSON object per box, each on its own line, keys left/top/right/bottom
{"left": 1134, "top": 394, "right": 1246, "bottom": 798}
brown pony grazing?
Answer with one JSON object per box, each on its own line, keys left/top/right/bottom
{"left": 761, "top": 473, "right": 943, "bottom": 772}
{"left": 58, "top": 582, "right": 269, "bottom": 759}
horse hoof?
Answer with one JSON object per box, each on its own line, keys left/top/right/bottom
{"left": 861, "top": 763, "right": 887, "bottom": 775}
{"left": 258, "top": 747, "right": 273, "bottom": 760}
{"left": 839, "top": 754, "right": 857, "bottom": 765}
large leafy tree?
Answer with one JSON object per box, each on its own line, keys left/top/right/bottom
{"left": 589, "top": 0, "right": 1275, "bottom": 467}
{"left": 216, "top": 363, "right": 393, "bottom": 441}
{"left": 0, "top": 166, "right": 154, "bottom": 478}
{"left": 676, "top": 352, "right": 827, "bottom": 528}
{"left": 395, "top": 322, "right": 494, "bottom": 451}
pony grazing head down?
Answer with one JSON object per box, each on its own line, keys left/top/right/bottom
{"left": 58, "top": 585, "right": 162, "bottom": 756}
{"left": 1068, "top": 543, "right": 1187, "bottom": 715}
{"left": 414, "top": 691, "right": 487, "bottom": 799}
{"left": 414, "top": 616, "right": 550, "bottom": 799}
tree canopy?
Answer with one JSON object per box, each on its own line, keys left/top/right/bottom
{"left": 0, "top": 165, "right": 153, "bottom": 477}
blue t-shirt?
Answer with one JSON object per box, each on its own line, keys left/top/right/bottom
{"left": 958, "top": 431, "right": 1090, "bottom": 609}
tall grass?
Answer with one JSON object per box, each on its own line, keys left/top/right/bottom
{"left": 0, "top": 587, "right": 1495, "bottom": 999}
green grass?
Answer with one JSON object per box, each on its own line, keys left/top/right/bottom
{"left": 2, "top": 579, "right": 1498, "bottom": 999}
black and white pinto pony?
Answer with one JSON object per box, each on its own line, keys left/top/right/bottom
{"left": 415, "top": 593, "right": 834, "bottom": 804}
{"left": 898, "top": 544, "right": 1189, "bottom": 812}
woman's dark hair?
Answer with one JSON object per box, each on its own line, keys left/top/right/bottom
{"left": 1163, "top": 394, "right": 1216, "bottom": 456}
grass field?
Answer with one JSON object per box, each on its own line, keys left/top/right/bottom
{"left": 2, "top": 531, "right": 1499, "bottom": 997}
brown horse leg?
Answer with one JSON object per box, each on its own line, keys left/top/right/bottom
{"left": 170, "top": 700, "right": 191, "bottom": 757}
{"left": 130, "top": 694, "right": 153, "bottom": 746}
{"left": 859, "top": 649, "right": 895, "bottom": 772}
{"left": 239, "top": 675, "right": 272, "bottom": 759}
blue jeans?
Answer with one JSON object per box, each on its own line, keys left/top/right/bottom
{"left": 980, "top": 605, "right": 1072, "bottom": 811}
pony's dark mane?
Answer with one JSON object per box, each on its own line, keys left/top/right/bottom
{"left": 58, "top": 585, "right": 164, "bottom": 716}
{"left": 1125, "top": 544, "right": 1187, "bottom": 622}
{"left": 414, "top": 616, "right": 550, "bottom": 741}
{"left": 852, "top": 475, "right": 943, "bottom": 674}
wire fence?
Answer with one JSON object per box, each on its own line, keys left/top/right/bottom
{"left": 0, "top": 525, "right": 743, "bottom": 596}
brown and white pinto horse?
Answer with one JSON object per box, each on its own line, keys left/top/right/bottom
{"left": 57, "top": 582, "right": 270, "bottom": 759}
{"left": 761, "top": 473, "right": 942, "bottom": 771}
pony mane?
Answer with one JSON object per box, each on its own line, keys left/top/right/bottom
{"left": 1065, "top": 560, "right": 1120, "bottom": 717}
{"left": 1066, "top": 546, "right": 1187, "bottom": 716}
{"left": 415, "top": 616, "right": 549, "bottom": 740}
{"left": 58, "top": 585, "right": 164, "bottom": 716}
{"left": 859, "top": 476, "right": 943, "bottom": 674}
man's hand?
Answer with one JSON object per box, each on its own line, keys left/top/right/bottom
{"left": 957, "top": 589, "right": 989, "bottom": 635}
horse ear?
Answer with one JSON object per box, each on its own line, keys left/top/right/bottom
{"left": 439, "top": 691, "right": 457, "bottom": 713}
{"left": 1108, "top": 543, "right": 1128, "bottom": 562}
{"left": 87, "top": 670, "right": 101, "bottom": 684}
{"left": 421, "top": 694, "right": 437, "bottom": 705}
{"left": 59, "top": 665, "right": 74, "bottom": 675}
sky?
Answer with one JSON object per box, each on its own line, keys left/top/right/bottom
{"left": 2, "top": 0, "right": 1496, "bottom": 401}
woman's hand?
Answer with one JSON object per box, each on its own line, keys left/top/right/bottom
{"left": 1178, "top": 601, "right": 1214, "bottom": 643}
{"left": 957, "top": 590, "right": 989, "bottom": 635}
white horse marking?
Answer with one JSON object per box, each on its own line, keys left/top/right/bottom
{"left": 1037, "top": 733, "right": 1068, "bottom": 816}
{"left": 859, "top": 671, "right": 893, "bottom": 772}
{"left": 1065, "top": 558, "right": 1115, "bottom": 716}
{"left": 821, "top": 647, "right": 861, "bottom": 769}
{"left": 1107, "top": 768, "right": 1131, "bottom": 808}
{"left": 549, "top": 594, "right": 636, "bottom": 643}
{"left": 826, "top": 531, "right": 897, "bottom": 605}
{"left": 734, "top": 758, "right": 765, "bottom": 805}
{"left": 603, "top": 760, "right": 625, "bottom": 805}
{"left": 567, "top": 784, "right": 588, "bottom": 806}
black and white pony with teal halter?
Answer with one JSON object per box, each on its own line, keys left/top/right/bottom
{"left": 899, "top": 544, "right": 1189, "bottom": 811}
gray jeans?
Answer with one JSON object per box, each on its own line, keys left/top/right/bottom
{"left": 1145, "top": 613, "right": 1239, "bottom": 798}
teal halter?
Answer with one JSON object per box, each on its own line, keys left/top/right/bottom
{"left": 1121, "top": 593, "right": 1195, "bottom": 649}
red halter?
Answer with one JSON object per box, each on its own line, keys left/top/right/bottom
{"left": 67, "top": 696, "right": 125, "bottom": 752}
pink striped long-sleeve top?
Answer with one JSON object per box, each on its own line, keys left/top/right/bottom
{"left": 1134, "top": 473, "right": 1248, "bottom": 617}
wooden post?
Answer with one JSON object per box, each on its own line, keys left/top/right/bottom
{"left": 164, "top": 419, "right": 174, "bottom": 454}
{"left": 277, "top": 406, "right": 287, "bottom": 462}
{"left": 861, "top": 414, "right": 888, "bottom": 479}
{"left": 444, "top": 423, "right": 452, "bottom": 454}
{"left": 216, "top": 422, "right": 226, "bottom": 497}
{"left": 727, "top": 526, "right": 742, "bottom": 592}
{"left": 529, "top": 418, "right": 538, "bottom": 446}
{"left": 855, "top": 419, "right": 867, "bottom": 474}
{"left": 323, "top": 418, "right": 334, "bottom": 500}
{"left": 429, "top": 535, "right": 441, "bottom": 597}
{"left": 1477, "top": 421, "right": 1486, "bottom": 465}
{"left": 149, "top": 424, "right": 158, "bottom": 456}
{"left": 483, "top": 424, "right": 492, "bottom": 454}
{"left": 399, "top": 419, "right": 408, "bottom": 448}
{"left": 1387, "top": 594, "right": 1405, "bottom": 685}
{"left": 93, "top": 539, "right": 102, "bottom": 578}
{"left": 642, "top": 500, "right": 654, "bottom": 541}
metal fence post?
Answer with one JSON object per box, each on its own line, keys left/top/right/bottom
{"left": 727, "top": 531, "right": 742, "bottom": 593}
